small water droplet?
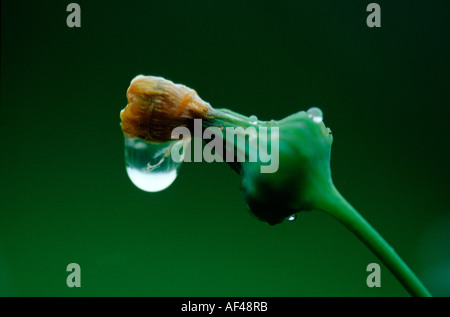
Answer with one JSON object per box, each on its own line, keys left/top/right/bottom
{"left": 124, "top": 136, "right": 183, "bottom": 192}
{"left": 249, "top": 115, "right": 258, "bottom": 124}
{"left": 287, "top": 214, "right": 297, "bottom": 222}
{"left": 306, "top": 107, "right": 323, "bottom": 124}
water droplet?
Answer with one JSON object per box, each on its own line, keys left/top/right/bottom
{"left": 249, "top": 115, "right": 258, "bottom": 124}
{"left": 306, "top": 107, "right": 323, "bottom": 124}
{"left": 287, "top": 214, "right": 297, "bottom": 222}
{"left": 124, "top": 136, "right": 183, "bottom": 192}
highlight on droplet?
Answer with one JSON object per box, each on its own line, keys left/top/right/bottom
{"left": 125, "top": 167, "right": 178, "bottom": 192}
{"left": 287, "top": 214, "right": 297, "bottom": 222}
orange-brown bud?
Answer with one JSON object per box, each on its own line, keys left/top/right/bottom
{"left": 120, "top": 75, "right": 213, "bottom": 143}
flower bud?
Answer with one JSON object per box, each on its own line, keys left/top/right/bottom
{"left": 120, "top": 75, "right": 213, "bottom": 143}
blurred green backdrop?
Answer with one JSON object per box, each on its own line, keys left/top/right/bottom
{"left": 1, "top": 0, "right": 449, "bottom": 296}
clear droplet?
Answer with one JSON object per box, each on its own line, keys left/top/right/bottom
{"left": 287, "top": 214, "right": 297, "bottom": 222}
{"left": 124, "top": 136, "right": 184, "bottom": 192}
{"left": 249, "top": 115, "right": 258, "bottom": 124}
{"left": 307, "top": 107, "right": 323, "bottom": 124}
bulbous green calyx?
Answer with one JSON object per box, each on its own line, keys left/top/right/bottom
{"left": 239, "top": 111, "right": 334, "bottom": 225}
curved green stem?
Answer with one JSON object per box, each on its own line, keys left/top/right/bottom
{"left": 317, "top": 184, "right": 431, "bottom": 297}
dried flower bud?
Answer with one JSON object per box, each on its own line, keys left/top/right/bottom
{"left": 120, "top": 75, "right": 213, "bottom": 143}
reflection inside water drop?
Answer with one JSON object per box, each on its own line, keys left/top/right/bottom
{"left": 124, "top": 136, "right": 184, "bottom": 192}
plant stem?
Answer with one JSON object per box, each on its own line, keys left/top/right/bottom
{"left": 205, "top": 107, "right": 430, "bottom": 296}
{"left": 317, "top": 184, "right": 431, "bottom": 297}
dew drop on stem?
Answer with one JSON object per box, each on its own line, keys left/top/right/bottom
{"left": 307, "top": 107, "right": 323, "bottom": 124}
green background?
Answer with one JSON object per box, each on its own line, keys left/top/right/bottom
{"left": 1, "top": 0, "right": 449, "bottom": 296}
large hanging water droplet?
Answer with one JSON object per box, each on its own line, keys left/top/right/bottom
{"left": 124, "top": 136, "right": 184, "bottom": 192}
{"left": 306, "top": 107, "right": 323, "bottom": 124}
{"left": 249, "top": 115, "right": 258, "bottom": 125}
